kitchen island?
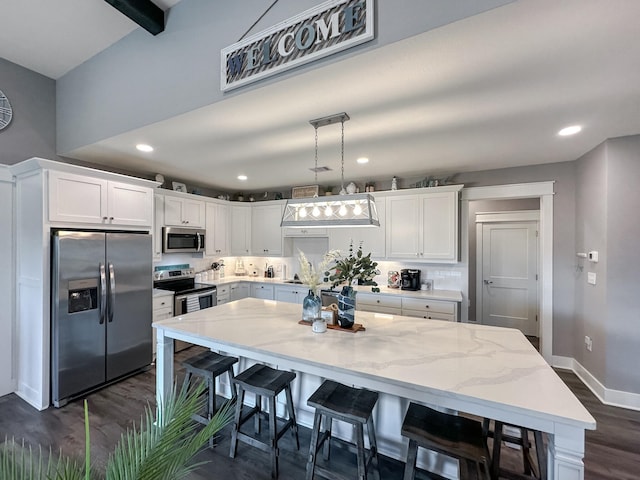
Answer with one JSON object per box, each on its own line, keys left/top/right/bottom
{"left": 154, "top": 298, "right": 595, "bottom": 480}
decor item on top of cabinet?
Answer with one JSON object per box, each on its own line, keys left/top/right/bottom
{"left": 326, "top": 241, "right": 380, "bottom": 328}
{"left": 172, "top": 181, "right": 187, "bottom": 192}
{"left": 280, "top": 112, "right": 379, "bottom": 228}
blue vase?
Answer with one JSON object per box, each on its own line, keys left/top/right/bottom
{"left": 337, "top": 286, "right": 356, "bottom": 328}
{"left": 302, "top": 289, "right": 321, "bottom": 322}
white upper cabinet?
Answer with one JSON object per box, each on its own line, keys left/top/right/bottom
{"left": 328, "top": 195, "right": 385, "bottom": 258}
{"left": 48, "top": 170, "right": 153, "bottom": 227}
{"left": 230, "top": 204, "right": 251, "bottom": 256}
{"left": 251, "top": 202, "right": 284, "bottom": 256}
{"left": 205, "top": 201, "right": 229, "bottom": 256}
{"left": 164, "top": 195, "right": 205, "bottom": 228}
{"left": 385, "top": 187, "right": 460, "bottom": 262}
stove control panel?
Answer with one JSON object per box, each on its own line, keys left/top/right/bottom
{"left": 154, "top": 268, "right": 195, "bottom": 281}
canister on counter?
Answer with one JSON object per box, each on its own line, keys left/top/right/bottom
{"left": 387, "top": 270, "right": 400, "bottom": 288}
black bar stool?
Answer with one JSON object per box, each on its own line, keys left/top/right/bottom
{"left": 401, "top": 402, "right": 491, "bottom": 480}
{"left": 229, "top": 363, "right": 299, "bottom": 479}
{"left": 181, "top": 350, "right": 238, "bottom": 447}
{"left": 483, "top": 419, "right": 547, "bottom": 480}
{"left": 305, "top": 380, "right": 380, "bottom": 480}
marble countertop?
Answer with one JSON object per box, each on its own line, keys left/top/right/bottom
{"left": 203, "top": 276, "right": 463, "bottom": 302}
{"left": 154, "top": 298, "right": 594, "bottom": 430}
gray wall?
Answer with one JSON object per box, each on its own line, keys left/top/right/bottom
{"left": 604, "top": 136, "right": 640, "bottom": 393}
{"left": 0, "top": 58, "right": 58, "bottom": 164}
{"left": 454, "top": 162, "right": 577, "bottom": 356}
{"left": 56, "top": 0, "right": 515, "bottom": 154}
{"left": 574, "top": 143, "right": 608, "bottom": 382}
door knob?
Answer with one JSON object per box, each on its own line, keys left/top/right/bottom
{"left": 484, "top": 279, "right": 493, "bottom": 285}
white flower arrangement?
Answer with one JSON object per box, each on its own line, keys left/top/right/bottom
{"left": 298, "top": 249, "right": 339, "bottom": 294}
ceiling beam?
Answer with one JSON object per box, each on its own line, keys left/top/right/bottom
{"left": 104, "top": 0, "right": 165, "bottom": 35}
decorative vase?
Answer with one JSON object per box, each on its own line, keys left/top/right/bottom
{"left": 302, "top": 289, "right": 322, "bottom": 322}
{"left": 337, "top": 285, "right": 357, "bottom": 328}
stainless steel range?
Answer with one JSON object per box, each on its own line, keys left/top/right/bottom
{"left": 153, "top": 267, "right": 217, "bottom": 351}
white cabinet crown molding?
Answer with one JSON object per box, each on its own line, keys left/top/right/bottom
{"left": 9, "top": 158, "right": 159, "bottom": 189}
{"left": 0, "top": 165, "right": 12, "bottom": 182}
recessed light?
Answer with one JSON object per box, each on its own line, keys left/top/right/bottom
{"left": 558, "top": 125, "right": 582, "bottom": 136}
{"left": 136, "top": 143, "right": 154, "bottom": 152}
{"left": 356, "top": 157, "right": 369, "bottom": 164}
{"left": 237, "top": 175, "right": 248, "bottom": 181}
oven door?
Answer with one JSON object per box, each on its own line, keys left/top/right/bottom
{"left": 173, "top": 287, "right": 217, "bottom": 352}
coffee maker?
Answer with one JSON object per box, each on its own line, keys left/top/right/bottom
{"left": 400, "top": 269, "right": 421, "bottom": 291}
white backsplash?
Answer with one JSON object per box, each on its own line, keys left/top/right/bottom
{"left": 155, "top": 251, "right": 464, "bottom": 292}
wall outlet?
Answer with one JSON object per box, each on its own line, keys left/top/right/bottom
{"left": 588, "top": 251, "right": 599, "bottom": 262}
{"left": 585, "top": 335, "right": 593, "bottom": 351}
{"left": 587, "top": 272, "right": 597, "bottom": 285}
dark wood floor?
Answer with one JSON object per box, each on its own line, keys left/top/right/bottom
{"left": 1, "top": 347, "right": 638, "bottom": 479}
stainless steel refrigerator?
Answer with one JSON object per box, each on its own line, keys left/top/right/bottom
{"left": 51, "top": 230, "right": 152, "bottom": 407}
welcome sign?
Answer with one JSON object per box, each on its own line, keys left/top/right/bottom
{"left": 221, "top": 0, "right": 374, "bottom": 91}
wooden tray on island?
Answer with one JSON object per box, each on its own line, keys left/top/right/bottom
{"left": 298, "top": 320, "right": 366, "bottom": 333}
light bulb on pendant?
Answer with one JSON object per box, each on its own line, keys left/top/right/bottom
{"left": 339, "top": 204, "right": 348, "bottom": 216}
{"left": 299, "top": 207, "right": 307, "bottom": 218}
{"left": 353, "top": 204, "right": 363, "bottom": 216}
{"left": 324, "top": 205, "right": 333, "bottom": 217}
{"left": 312, "top": 206, "right": 321, "bottom": 217}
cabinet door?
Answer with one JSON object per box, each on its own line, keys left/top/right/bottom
{"left": 107, "top": 181, "right": 153, "bottom": 227}
{"left": 385, "top": 196, "right": 422, "bottom": 258}
{"left": 182, "top": 198, "right": 205, "bottom": 227}
{"left": 328, "top": 197, "right": 385, "bottom": 258}
{"left": 230, "top": 205, "right": 251, "bottom": 255}
{"left": 251, "top": 204, "right": 283, "bottom": 255}
{"left": 275, "top": 286, "right": 304, "bottom": 304}
{"left": 153, "top": 194, "right": 164, "bottom": 260}
{"left": 420, "top": 191, "right": 458, "bottom": 262}
{"left": 164, "top": 197, "right": 205, "bottom": 227}
{"left": 230, "top": 283, "right": 250, "bottom": 301}
{"left": 205, "top": 202, "right": 229, "bottom": 256}
{"left": 163, "top": 196, "right": 184, "bottom": 226}
{"left": 48, "top": 170, "right": 107, "bottom": 224}
{"left": 251, "top": 283, "right": 274, "bottom": 300}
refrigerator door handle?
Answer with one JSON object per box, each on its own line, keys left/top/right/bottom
{"left": 108, "top": 262, "right": 116, "bottom": 323}
{"left": 99, "top": 263, "right": 106, "bottom": 324}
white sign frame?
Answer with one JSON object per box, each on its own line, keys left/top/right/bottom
{"left": 221, "top": 0, "right": 374, "bottom": 92}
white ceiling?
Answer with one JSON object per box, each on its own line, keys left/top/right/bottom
{"left": 4, "top": 0, "right": 640, "bottom": 192}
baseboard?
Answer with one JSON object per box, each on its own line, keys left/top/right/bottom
{"left": 552, "top": 356, "right": 640, "bottom": 412}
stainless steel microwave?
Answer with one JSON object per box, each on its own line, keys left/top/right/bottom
{"left": 162, "top": 227, "right": 205, "bottom": 253}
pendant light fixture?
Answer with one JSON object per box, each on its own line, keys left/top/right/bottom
{"left": 281, "top": 112, "right": 380, "bottom": 228}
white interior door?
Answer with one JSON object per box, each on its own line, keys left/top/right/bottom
{"left": 479, "top": 221, "right": 538, "bottom": 336}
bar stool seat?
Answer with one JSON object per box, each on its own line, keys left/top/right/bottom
{"left": 305, "top": 380, "right": 380, "bottom": 480}
{"left": 483, "top": 419, "right": 546, "bottom": 480}
{"left": 401, "top": 402, "right": 491, "bottom": 480}
{"left": 181, "top": 350, "right": 238, "bottom": 446}
{"left": 229, "top": 364, "right": 299, "bottom": 480}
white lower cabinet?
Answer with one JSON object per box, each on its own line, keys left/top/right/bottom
{"left": 356, "top": 293, "right": 402, "bottom": 315}
{"left": 274, "top": 285, "right": 307, "bottom": 304}
{"left": 216, "top": 284, "right": 230, "bottom": 305}
{"left": 251, "top": 283, "right": 274, "bottom": 300}
{"left": 152, "top": 293, "right": 174, "bottom": 357}
{"left": 401, "top": 297, "right": 457, "bottom": 322}
{"left": 229, "top": 283, "right": 250, "bottom": 301}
